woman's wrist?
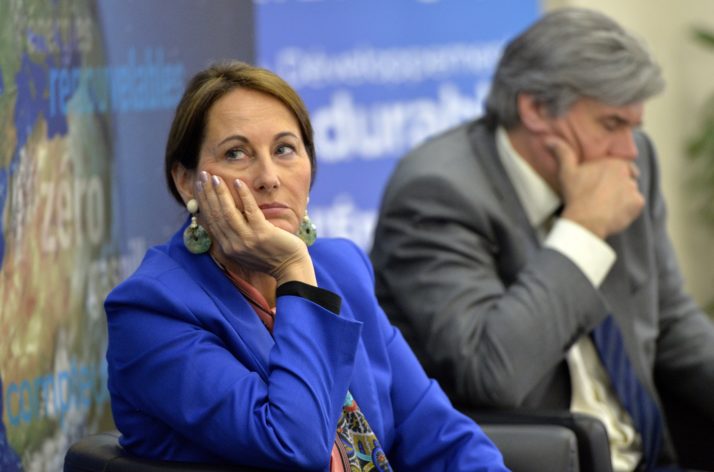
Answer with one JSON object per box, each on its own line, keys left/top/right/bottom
{"left": 272, "top": 253, "right": 317, "bottom": 287}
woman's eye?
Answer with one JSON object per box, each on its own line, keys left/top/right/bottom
{"left": 226, "top": 148, "right": 247, "bottom": 160}
{"left": 275, "top": 144, "right": 296, "bottom": 157}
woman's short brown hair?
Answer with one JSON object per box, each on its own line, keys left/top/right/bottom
{"left": 164, "top": 60, "right": 316, "bottom": 205}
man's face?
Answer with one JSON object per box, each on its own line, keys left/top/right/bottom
{"left": 549, "top": 97, "right": 644, "bottom": 164}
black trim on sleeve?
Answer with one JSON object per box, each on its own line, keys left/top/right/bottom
{"left": 276, "top": 281, "right": 342, "bottom": 315}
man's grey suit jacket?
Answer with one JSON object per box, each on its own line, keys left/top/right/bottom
{"left": 371, "top": 118, "right": 714, "bottom": 461}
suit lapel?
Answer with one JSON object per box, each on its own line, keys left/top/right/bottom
{"left": 599, "top": 228, "right": 653, "bottom": 379}
{"left": 600, "top": 236, "right": 632, "bottom": 316}
{"left": 467, "top": 120, "right": 541, "bottom": 249}
{"left": 168, "top": 223, "right": 275, "bottom": 380}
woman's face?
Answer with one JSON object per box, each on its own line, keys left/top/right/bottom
{"left": 197, "top": 88, "right": 312, "bottom": 235}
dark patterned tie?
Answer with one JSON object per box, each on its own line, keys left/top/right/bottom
{"left": 591, "top": 315, "right": 663, "bottom": 471}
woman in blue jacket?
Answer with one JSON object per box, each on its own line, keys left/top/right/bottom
{"left": 104, "top": 60, "right": 506, "bottom": 471}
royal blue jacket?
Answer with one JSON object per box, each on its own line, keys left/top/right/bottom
{"left": 105, "top": 224, "right": 507, "bottom": 471}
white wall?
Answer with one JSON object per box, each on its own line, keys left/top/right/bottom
{"left": 542, "top": 0, "right": 714, "bottom": 311}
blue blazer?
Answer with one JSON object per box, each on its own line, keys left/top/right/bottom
{"left": 105, "top": 224, "right": 506, "bottom": 471}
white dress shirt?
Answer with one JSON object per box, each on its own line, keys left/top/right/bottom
{"left": 496, "top": 127, "right": 642, "bottom": 471}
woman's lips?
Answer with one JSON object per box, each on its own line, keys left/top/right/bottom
{"left": 258, "top": 203, "right": 290, "bottom": 218}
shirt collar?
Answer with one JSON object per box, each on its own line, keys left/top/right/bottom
{"left": 495, "top": 126, "right": 561, "bottom": 228}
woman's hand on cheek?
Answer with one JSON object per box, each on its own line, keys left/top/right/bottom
{"left": 195, "top": 171, "right": 316, "bottom": 286}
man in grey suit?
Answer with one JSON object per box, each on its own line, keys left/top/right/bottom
{"left": 371, "top": 8, "right": 714, "bottom": 471}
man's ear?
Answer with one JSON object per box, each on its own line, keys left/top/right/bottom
{"left": 517, "top": 93, "right": 553, "bottom": 133}
{"left": 171, "top": 163, "right": 195, "bottom": 205}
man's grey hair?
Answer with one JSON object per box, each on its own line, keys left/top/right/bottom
{"left": 485, "top": 8, "right": 665, "bottom": 128}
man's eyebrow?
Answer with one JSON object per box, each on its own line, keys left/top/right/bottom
{"left": 603, "top": 115, "right": 642, "bottom": 127}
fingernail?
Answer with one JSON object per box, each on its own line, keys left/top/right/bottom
{"left": 234, "top": 179, "right": 242, "bottom": 189}
{"left": 212, "top": 175, "right": 220, "bottom": 187}
{"left": 199, "top": 171, "right": 209, "bottom": 183}
{"left": 196, "top": 181, "right": 204, "bottom": 193}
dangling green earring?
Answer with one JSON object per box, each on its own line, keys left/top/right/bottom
{"left": 297, "top": 204, "right": 317, "bottom": 247}
{"left": 183, "top": 198, "right": 211, "bottom": 254}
